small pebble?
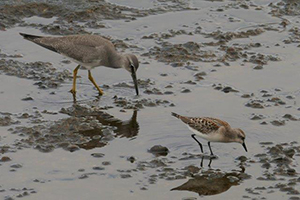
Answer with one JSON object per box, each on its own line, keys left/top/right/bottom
{"left": 91, "top": 153, "right": 105, "bottom": 158}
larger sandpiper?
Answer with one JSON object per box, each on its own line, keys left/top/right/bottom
{"left": 20, "top": 33, "right": 139, "bottom": 96}
{"left": 171, "top": 112, "right": 247, "bottom": 156}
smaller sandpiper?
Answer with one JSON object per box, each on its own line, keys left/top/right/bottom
{"left": 171, "top": 112, "right": 247, "bottom": 156}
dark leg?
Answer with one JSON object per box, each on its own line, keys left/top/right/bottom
{"left": 208, "top": 157, "right": 213, "bottom": 168}
{"left": 208, "top": 142, "right": 214, "bottom": 156}
{"left": 191, "top": 134, "right": 203, "bottom": 153}
{"left": 200, "top": 156, "right": 204, "bottom": 168}
{"left": 72, "top": 93, "right": 77, "bottom": 104}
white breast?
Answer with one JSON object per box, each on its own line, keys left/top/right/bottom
{"left": 187, "top": 126, "right": 224, "bottom": 142}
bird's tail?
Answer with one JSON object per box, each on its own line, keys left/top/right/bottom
{"left": 19, "top": 33, "right": 58, "bottom": 53}
{"left": 19, "top": 33, "right": 43, "bottom": 41}
{"left": 171, "top": 112, "right": 181, "bottom": 119}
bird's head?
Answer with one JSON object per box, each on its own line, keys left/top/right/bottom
{"left": 233, "top": 128, "right": 247, "bottom": 152}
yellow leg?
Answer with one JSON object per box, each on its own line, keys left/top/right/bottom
{"left": 88, "top": 70, "right": 103, "bottom": 95}
{"left": 70, "top": 65, "right": 80, "bottom": 95}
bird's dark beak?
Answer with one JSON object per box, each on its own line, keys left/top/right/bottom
{"left": 130, "top": 65, "right": 139, "bottom": 96}
{"left": 242, "top": 142, "right": 247, "bottom": 152}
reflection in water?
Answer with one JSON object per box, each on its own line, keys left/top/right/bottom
{"left": 15, "top": 102, "right": 139, "bottom": 152}
{"left": 72, "top": 92, "right": 101, "bottom": 105}
{"left": 172, "top": 162, "right": 247, "bottom": 196}
{"left": 199, "top": 155, "right": 215, "bottom": 168}
{"left": 78, "top": 109, "right": 139, "bottom": 150}
{"left": 96, "top": 110, "right": 139, "bottom": 138}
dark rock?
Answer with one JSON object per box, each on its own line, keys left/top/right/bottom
{"left": 253, "top": 65, "right": 263, "bottom": 70}
{"left": 268, "top": 145, "right": 283, "bottom": 155}
{"left": 268, "top": 97, "right": 286, "bottom": 105}
{"left": 120, "top": 174, "right": 131, "bottom": 179}
{"left": 0, "top": 156, "right": 11, "bottom": 162}
{"left": 262, "top": 93, "right": 272, "bottom": 97}
{"left": 222, "top": 86, "right": 239, "bottom": 93}
{"left": 91, "top": 153, "right": 105, "bottom": 158}
{"left": 245, "top": 100, "right": 264, "bottom": 109}
{"left": 93, "top": 166, "right": 105, "bottom": 170}
{"left": 271, "top": 156, "right": 292, "bottom": 164}
{"left": 259, "top": 142, "right": 273, "bottom": 145}
{"left": 236, "top": 156, "right": 247, "bottom": 162}
{"left": 66, "top": 144, "right": 80, "bottom": 152}
{"left": 149, "top": 145, "right": 169, "bottom": 156}
{"left": 102, "top": 161, "right": 111, "bottom": 166}
{"left": 164, "top": 91, "right": 174, "bottom": 95}
{"left": 241, "top": 94, "right": 251, "bottom": 98}
{"left": 10, "top": 163, "right": 22, "bottom": 168}
{"left": 194, "top": 72, "right": 206, "bottom": 81}
{"left": 78, "top": 174, "right": 89, "bottom": 179}
{"left": 127, "top": 156, "right": 136, "bottom": 163}
{"left": 283, "top": 114, "right": 298, "bottom": 121}
{"left": 271, "top": 120, "right": 285, "bottom": 126}
{"left": 286, "top": 95, "right": 295, "bottom": 99}
{"left": 262, "top": 163, "right": 271, "bottom": 169}
{"left": 287, "top": 168, "right": 296, "bottom": 176}
{"left": 183, "top": 80, "right": 196, "bottom": 85}
{"left": 181, "top": 89, "right": 191, "bottom": 93}
{"left": 21, "top": 97, "right": 34, "bottom": 101}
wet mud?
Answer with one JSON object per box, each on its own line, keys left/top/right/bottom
{"left": 0, "top": 0, "right": 300, "bottom": 199}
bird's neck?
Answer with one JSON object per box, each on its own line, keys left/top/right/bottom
{"left": 109, "top": 52, "right": 126, "bottom": 69}
{"left": 222, "top": 127, "right": 237, "bottom": 142}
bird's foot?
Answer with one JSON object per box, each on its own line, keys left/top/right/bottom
{"left": 209, "top": 154, "right": 218, "bottom": 159}
{"left": 69, "top": 90, "right": 77, "bottom": 103}
{"left": 70, "top": 89, "right": 76, "bottom": 95}
{"left": 98, "top": 90, "right": 104, "bottom": 96}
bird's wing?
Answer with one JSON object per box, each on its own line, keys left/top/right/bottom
{"left": 180, "top": 116, "right": 220, "bottom": 134}
{"left": 206, "top": 117, "right": 231, "bottom": 128}
{"left": 22, "top": 34, "right": 114, "bottom": 64}
{"left": 171, "top": 112, "right": 227, "bottom": 134}
{"left": 36, "top": 36, "right": 111, "bottom": 63}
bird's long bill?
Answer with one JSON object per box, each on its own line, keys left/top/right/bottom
{"left": 131, "top": 65, "right": 139, "bottom": 95}
{"left": 242, "top": 142, "right": 248, "bottom": 152}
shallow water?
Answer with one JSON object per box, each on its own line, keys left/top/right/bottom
{"left": 0, "top": 0, "right": 300, "bottom": 199}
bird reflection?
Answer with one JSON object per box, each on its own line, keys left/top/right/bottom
{"left": 73, "top": 108, "right": 139, "bottom": 150}
{"left": 200, "top": 155, "right": 214, "bottom": 168}
{"left": 172, "top": 163, "right": 247, "bottom": 196}
{"left": 96, "top": 110, "right": 139, "bottom": 138}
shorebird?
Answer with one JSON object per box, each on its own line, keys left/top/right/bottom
{"left": 171, "top": 112, "right": 247, "bottom": 156}
{"left": 19, "top": 33, "right": 139, "bottom": 96}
